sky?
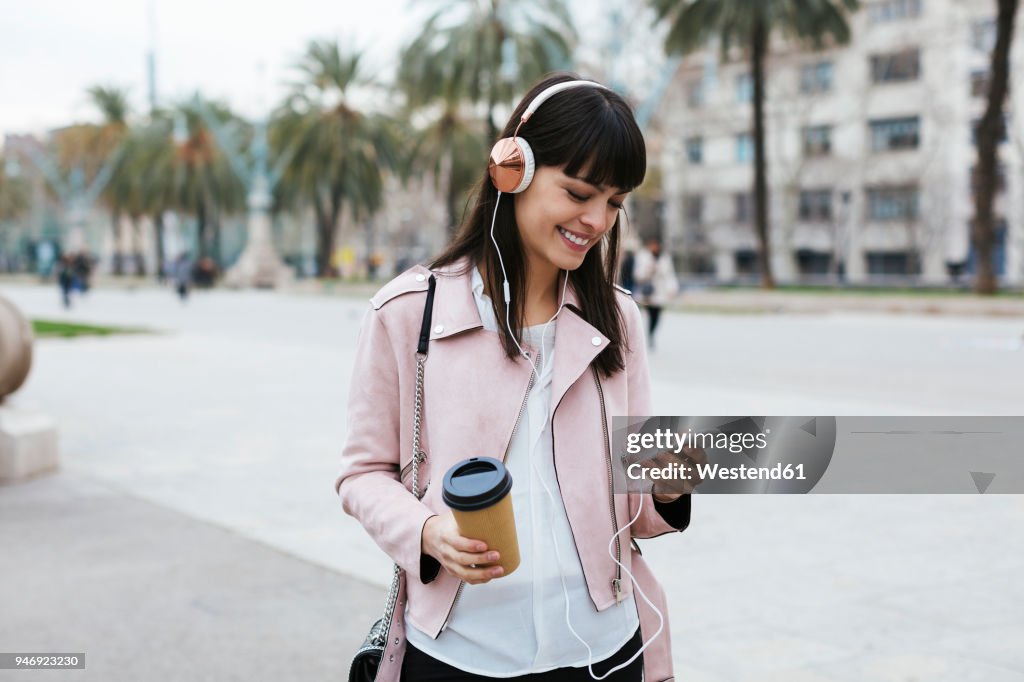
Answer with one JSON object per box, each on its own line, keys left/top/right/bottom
{"left": 0, "top": 0, "right": 431, "bottom": 136}
{"left": 0, "top": 0, "right": 662, "bottom": 140}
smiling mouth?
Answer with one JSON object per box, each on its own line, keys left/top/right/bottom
{"left": 558, "top": 226, "right": 592, "bottom": 246}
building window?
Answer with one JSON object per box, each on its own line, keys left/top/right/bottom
{"left": 687, "top": 80, "right": 704, "bottom": 109}
{"left": 868, "top": 0, "right": 922, "bottom": 24}
{"left": 735, "top": 192, "right": 753, "bottom": 222}
{"left": 802, "top": 125, "right": 832, "bottom": 156}
{"left": 867, "top": 186, "right": 919, "bottom": 221}
{"left": 870, "top": 117, "right": 920, "bottom": 151}
{"left": 970, "top": 164, "right": 1008, "bottom": 194}
{"left": 971, "top": 115, "right": 1009, "bottom": 144}
{"left": 684, "top": 194, "right": 704, "bottom": 226}
{"left": 800, "top": 61, "right": 833, "bottom": 94}
{"left": 971, "top": 18, "right": 997, "bottom": 52}
{"left": 797, "top": 250, "right": 833, "bottom": 275}
{"left": 799, "top": 189, "right": 833, "bottom": 221}
{"left": 736, "top": 133, "right": 753, "bottom": 163}
{"left": 735, "top": 250, "right": 760, "bottom": 276}
{"left": 736, "top": 73, "right": 753, "bottom": 103}
{"left": 971, "top": 70, "right": 991, "bottom": 97}
{"left": 685, "top": 137, "right": 703, "bottom": 164}
{"left": 866, "top": 251, "right": 913, "bottom": 275}
{"left": 871, "top": 49, "right": 920, "bottom": 83}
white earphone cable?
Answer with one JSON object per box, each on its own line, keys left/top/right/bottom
{"left": 488, "top": 192, "right": 663, "bottom": 680}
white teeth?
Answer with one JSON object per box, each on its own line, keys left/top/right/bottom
{"left": 558, "top": 226, "right": 590, "bottom": 246}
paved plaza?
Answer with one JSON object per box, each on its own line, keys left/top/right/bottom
{"left": 1, "top": 282, "right": 1023, "bottom": 681}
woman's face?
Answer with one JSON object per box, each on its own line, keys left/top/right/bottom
{"left": 513, "top": 165, "right": 628, "bottom": 276}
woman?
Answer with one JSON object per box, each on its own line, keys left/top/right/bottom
{"left": 632, "top": 238, "right": 678, "bottom": 350}
{"left": 336, "top": 73, "right": 691, "bottom": 682}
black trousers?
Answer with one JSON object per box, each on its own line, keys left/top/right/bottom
{"left": 401, "top": 627, "right": 643, "bottom": 682}
{"left": 645, "top": 306, "right": 662, "bottom": 342}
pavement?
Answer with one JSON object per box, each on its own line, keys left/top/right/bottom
{"left": 1, "top": 282, "right": 1023, "bottom": 681}
{"left": 0, "top": 471, "right": 385, "bottom": 682}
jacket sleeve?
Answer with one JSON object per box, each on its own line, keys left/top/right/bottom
{"left": 335, "top": 303, "right": 441, "bottom": 583}
{"left": 620, "top": 298, "right": 692, "bottom": 538}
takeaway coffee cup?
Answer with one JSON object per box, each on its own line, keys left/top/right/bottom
{"left": 442, "top": 457, "right": 520, "bottom": 576}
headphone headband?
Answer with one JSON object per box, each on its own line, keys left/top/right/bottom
{"left": 520, "top": 79, "right": 608, "bottom": 124}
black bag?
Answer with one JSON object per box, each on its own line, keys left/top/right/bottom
{"left": 349, "top": 617, "right": 387, "bottom": 682}
{"left": 347, "top": 274, "right": 435, "bottom": 682}
{"left": 348, "top": 566, "right": 407, "bottom": 682}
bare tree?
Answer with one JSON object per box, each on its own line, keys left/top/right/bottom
{"left": 972, "top": 0, "right": 1019, "bottom": 294}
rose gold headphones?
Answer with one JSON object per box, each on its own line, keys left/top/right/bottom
{"left": 487, "top": 79, "right": 608, "bottom": 194}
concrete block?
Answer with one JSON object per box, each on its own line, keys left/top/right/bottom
{"left": 0, "top": 405, "right": 59, "bottom": 483}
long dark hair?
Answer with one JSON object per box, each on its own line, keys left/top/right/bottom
{"left": 430, "top": 72, "right": 647, "bottom": 377}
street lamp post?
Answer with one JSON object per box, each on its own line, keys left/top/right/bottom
{"left": 6, "top": 136, "right": 121, "bottom": 258}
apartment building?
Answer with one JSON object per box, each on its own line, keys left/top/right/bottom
{"left": 658, "top": 0, "right": 1024, "bottom": 284}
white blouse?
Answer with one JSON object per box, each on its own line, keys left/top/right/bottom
{"left": 404, "top": 267, "right": 639, "bottom": 677}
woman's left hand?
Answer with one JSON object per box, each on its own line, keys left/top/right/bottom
{"left": 651, "top": 445, "right": 707, "bottom": 499}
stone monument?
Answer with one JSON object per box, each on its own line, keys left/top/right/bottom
{"left": 0, "top": 296, "right": 59, "bottom": 482}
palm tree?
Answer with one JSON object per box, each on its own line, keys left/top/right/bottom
{"left": 972, "top": 0, "right": 1019, "bottom": 295}
{"left": 398, "top": 38, "right": 487, "bottom": 236}
{"left": 273, "top": 41, "right": 398, "bottom": 277}
{"left": 106, "top": 114, "right": 179, "bottom": 277}
{"left": 171, "top": 98, "right": 247, "bottom": 268}
{"left": 421, "top": 109, "right": 488, "bottom": 235}
{"left": 53, "top": 87, "right": 128, "bottom": 180}
{"left": 138, "top": 117, "right": 178, "bottom": 279}
{"left": 651, "top": 0, "right": 859, "bottom": 289}
{"left": 87, "top": 86, "right": 133, "bottom": 273}
{"left": 401, "top": 0, "right": 577, "bottom": 143}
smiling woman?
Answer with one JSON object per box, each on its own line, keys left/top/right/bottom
{"left": 335, "top": 73, "right": 692, "bottom": 682}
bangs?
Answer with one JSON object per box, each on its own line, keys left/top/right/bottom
{"left": 544, "top": 98, "right": 646, "bottom": 193}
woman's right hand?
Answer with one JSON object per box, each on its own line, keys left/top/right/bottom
{"left": 421, "top": 513, "right": 504, "bottom": 584}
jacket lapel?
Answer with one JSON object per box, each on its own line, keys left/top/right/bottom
{"left": 551, "top": 291, "right": 609, "bottom": 411}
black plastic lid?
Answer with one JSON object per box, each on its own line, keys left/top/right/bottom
{"left": 441, "top": 457, "right": 513, "bottom": 511}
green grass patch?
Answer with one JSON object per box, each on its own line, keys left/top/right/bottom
{"left": 31, "top": 320, "right": 153, "bottom": 338}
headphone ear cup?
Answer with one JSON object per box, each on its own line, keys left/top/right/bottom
{"left": 488, "top": 137, "right": 536, "bottom": 193}
{"left": 512, "top": 138, "right": 535, "bottom": 194}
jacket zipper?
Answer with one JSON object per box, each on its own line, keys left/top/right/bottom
{"left": 439, "top": 358, "right": 536, "bottom": 633}
{"left": 592, "top": 367, "right": 623, "bottom": 602}
{"left": 547, "top": 364, "right": 624, "bottom": 607}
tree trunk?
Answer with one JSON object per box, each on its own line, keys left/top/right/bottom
{"left": 154, "top": 211, "right": 167, "bottom": 282}
{"left": 751, "top": 16, "right": 775, "bottom": 289}
{"left": 972, "top": 0, "right": 1018, "bottom": 295}
{"left": 130, "top": 216, "right": 146, "bottom": 276}
{"left": 442, "top": 148, "right": 461, "bottom": 237}
{"left": 313, "top": 195, "right": 336, "bottom": 278}
{"left": 212, "top": 210, "right": 223, "bottom": 270}
{"left": 111, "top": 210, "right": 124, "bottom": 275}
{"left": 197, "top": 199, "right": 208, "bottom": 260}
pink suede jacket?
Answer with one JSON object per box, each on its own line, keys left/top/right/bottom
{"left": 336, "top": 259, "right": 690, "bottom": 682}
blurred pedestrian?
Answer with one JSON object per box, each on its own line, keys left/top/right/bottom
{"left": 57, "top": 254, "right": 74, "bottom": 309}
{"left": 633, "top": 238, "right": 678, "bottom": 349}
{"left": 194, "top": 256, "right": 217, "bottom": 288}
{"left": 173, "top": 252, "right": 193, "bottom": 302}
{"left": 72, "top": 250, "right": 93, "bottom": 294}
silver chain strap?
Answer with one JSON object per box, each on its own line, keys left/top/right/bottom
{"left": 411, "top": 354, "right": 427, "bottom": 500}
{"left": 377, "top": 351, "right": 428, "bottom": 642}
